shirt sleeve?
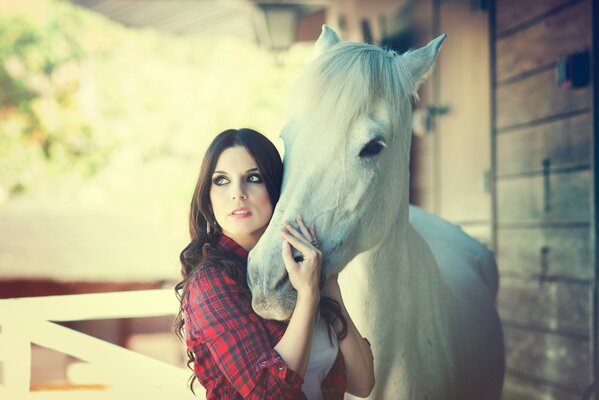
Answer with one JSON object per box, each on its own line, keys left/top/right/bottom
{"left": 184, "top": 265, "right": 307, "bottom": 400}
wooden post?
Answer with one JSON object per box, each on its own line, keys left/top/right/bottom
{"left": 0, "top": 320, "right": 31, "bottom": 398}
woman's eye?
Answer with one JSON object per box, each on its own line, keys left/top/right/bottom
{"left": 247, "top": 173, "right": 263, "bottom": 183}
{"left": 359, "top": 139, "right": 386, "bottom": 158}
{"left": 213, "top": 176, "right": 229, "bottom": 186}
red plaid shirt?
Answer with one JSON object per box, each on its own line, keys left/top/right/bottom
{"left": 183, "top": 234, "right": 347, "bottom": 399}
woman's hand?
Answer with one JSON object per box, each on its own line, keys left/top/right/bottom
{"left": 279, "top": 215, "right": 322, "bottom": 299}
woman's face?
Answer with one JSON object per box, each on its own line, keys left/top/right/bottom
{"left": 210, "top": 146, "right": 274, "bottom": 250}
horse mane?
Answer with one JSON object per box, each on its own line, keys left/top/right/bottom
{"left": 284, "top": 42, "right": 416, "bottom": 159}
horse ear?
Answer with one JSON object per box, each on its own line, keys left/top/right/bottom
{"left": 398, "top": 33, "right": 447, "bottom": 94}
{"left": 314, "top": 25, "right": 341, "bottom": 56}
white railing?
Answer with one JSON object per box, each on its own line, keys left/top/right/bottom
{"left": 0, "top": 289, "right": 204, "bottom": 400}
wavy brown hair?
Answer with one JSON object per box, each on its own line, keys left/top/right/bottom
{"left": 174, "top": 128, "right": 347, "bottom": 394}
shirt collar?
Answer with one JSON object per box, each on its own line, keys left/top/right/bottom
{"left": 217, "top": 234, "right": 249, "bottom": 260}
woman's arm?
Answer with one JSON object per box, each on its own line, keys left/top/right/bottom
{"left": 274, "top": 217, "right": 322, "bottom": 378}
{"left": 323, "top": 274, "right": 375, "bottom": 397}
{"left": 273, "top": 288, "right": 318, "bottom": 377}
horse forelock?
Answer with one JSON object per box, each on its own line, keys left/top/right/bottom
{"left": 286, "top": 42, "right": 415, "bottom": 155}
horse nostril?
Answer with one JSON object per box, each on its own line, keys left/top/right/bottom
{"left": 251, "top": 295, "right": 268, "bottom": 315}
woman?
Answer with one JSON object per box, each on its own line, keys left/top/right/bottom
{"left": 174, "top": 128, "right": 374, "bottom": 399}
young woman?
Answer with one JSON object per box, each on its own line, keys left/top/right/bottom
{"left": 174, "top": 128, "right": 374, "bottom": 399}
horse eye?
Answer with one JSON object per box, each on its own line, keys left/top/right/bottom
{"left": 359, "top": 139, "right": 386, "bottom": 158}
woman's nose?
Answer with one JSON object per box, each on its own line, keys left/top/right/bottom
{"left": 232, "top": 182, "right": 247, "bottom": 200}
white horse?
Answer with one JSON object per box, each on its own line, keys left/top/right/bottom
{"left": 248, "top": 26, "right": 504, "bottom": 400}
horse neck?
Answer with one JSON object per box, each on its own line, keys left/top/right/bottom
{"left": 363, "top": 218, "right": 456, "bottom": 397}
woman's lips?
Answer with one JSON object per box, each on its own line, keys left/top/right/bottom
{"left": 230, "top": 208, "right": 252, "bottom": 219}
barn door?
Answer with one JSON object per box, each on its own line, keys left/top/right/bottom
{"left": 492, "top": 0, "right": 594, "bottom": 398}
{"left": 409, "top": 0, "right": 492, "bottom": 246}
{"left": 436, "top": 0, "right": 491, "bottom": 243}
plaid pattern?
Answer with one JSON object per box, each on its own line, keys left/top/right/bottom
{"left": 183, "top": 234, "right": 347, "bottom": 399}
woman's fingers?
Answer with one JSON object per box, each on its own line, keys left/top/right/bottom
{"left": 309, "top": 224, "right": 318, "bottom": 242}
{"left": 281, "top": 240, "right": 297, "bottom": 272}
{"left": 282, "top": 220, "right": 311, "bottom": 245}
{"left": 279, "top": 228, "right": 314, "bottom": 256}
{"left": 283, "top": 217, "right": 319, "bottom": 249}
{"left": 295, "top": 215, "right": 312, "bottom": 242}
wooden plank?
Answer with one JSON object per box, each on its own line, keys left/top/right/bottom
{"left": 496, "top": 226, "right": 591, "bottom": 280}
{"left": 503, "top": 372, "right": 582, "bottom": 400}
{"left": 27, "top": 321, "right": 194, "bottom": 394}
{"left": 496, "top": 112, "right": 591, "bottom": 176}
{"left": 1, "top": 322, "right": 31, "bottom": 398}
{"left": 496, "top": 170, "right": 590, "bottom": 222}
{"left": 496, "top": 0, "right": 591, "bottom": 82}
{"left": 495, "top": 0, "right": 572, "bottom": 34}
{"left": 0, "top": 289, "right": 176, "bottom": 322}
{"left": 496, "top": 68, "right": 591, "bottom": 129}
{"left": 504, "top": 325, "right": 591, "bottom": 388}
{"left": 498, "top": 277, "right": 591, "bottom": 334}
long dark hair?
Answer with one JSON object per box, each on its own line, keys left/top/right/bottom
{"left": 174, "top": 128, "right": 347, "bottom": 393}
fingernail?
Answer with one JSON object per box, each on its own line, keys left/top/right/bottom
{"left": 297, "top": 214, "right": 303, "bottom": 221}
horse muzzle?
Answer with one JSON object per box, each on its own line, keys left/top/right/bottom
{"left": 251, "top": 284, "right": 296, "bottom": 321}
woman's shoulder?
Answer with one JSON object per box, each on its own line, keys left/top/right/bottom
{"left": 184, "top": 259, "right": 253, "bottom": 332}
{"left": 188, "top": 259, "right": 226, "bottom": 284}
{"left": 183, "top": 262, "right": 239, "bottom": 316}
{"left": 187, "top": 259, "right": 244, "bottom": 295}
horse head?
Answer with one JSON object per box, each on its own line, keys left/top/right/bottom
{"left": 248, "top": 26, "right": 445, "bottom": 320}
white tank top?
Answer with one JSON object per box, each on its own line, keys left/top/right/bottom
{"left": 301, "top": 313, "right": 339, "bottom": 400}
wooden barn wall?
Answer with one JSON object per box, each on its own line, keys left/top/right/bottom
{"left": 492, "top": 0, "right": 595, "bottom": 398}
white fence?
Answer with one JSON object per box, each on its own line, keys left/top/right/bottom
{"left": 0, "top": 289, "right": 204, "bottom": 400}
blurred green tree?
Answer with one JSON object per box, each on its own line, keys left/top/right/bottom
{"left": 0, "top": 0, "right": 310, "bottom": 220}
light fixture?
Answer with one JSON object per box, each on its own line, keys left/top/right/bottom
{"left": 255, "top": 3, "right": 302, "bottom": 52}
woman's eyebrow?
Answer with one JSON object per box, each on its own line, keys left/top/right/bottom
{"left": 213, "top": 167, "right": 258, "bottom": 175}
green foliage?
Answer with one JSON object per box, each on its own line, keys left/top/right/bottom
{"left": 0, "top": 0, "right": 311, "bottom": 216}
{"left": 0, "top": 0, "right": 115, "bottom": 195}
